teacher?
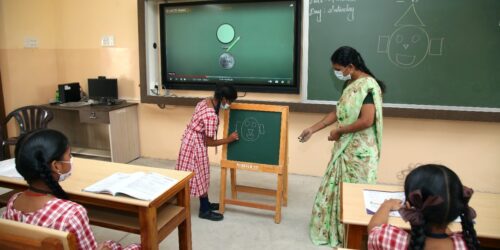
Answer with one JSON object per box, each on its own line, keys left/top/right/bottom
{"left": 299, "top": 46, "right": 385, "bottom": 247}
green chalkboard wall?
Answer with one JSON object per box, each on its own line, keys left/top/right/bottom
{"left": 308, "top": 0, "right": 500, "bottom": 109}
{"left": 227, "top": 110, "right": 282, "bottom": 165}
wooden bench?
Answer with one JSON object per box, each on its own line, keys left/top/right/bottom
{"left": 0, "top": 218, "right": 78, "bottom": 250}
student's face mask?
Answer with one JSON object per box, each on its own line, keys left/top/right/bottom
{"left": 221, "top": 99, "right": 231, "bottom": 110}
{"left": 57, "top": 157, "right": 73, "bottom": 182}
{"left": 221, "top": 103, "right": 230, "bottom": 110}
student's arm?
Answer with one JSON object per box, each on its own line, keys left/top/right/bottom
{"left": 367, "top": 199, "right": 403, "bottom": 232}
{"left": 299, "top": 111, "right": 337, "bottom": 142}
{"left": 328, "top": 104, "right": 375, "bottom": 141}
{"left": 205, "top": 132, "right": 239, "bottom": 147}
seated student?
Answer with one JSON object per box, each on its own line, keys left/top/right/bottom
{"left": 1, "top": 129, "right": 140, "bottom": 250}
{"left": 367, "top": 164, "right": 479, "bottom": 250}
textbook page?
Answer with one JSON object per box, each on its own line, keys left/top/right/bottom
{"left": 363, "top": 189, "right": 405, "bottom": 217}
{"left": 0, "top": 158, "right": 22, "bottom": 178}
{"left": 117, "top": 172, "right": 179, "bottom": 201}
{"left": 83, "top": 172, "right": 143, "bottom": 196}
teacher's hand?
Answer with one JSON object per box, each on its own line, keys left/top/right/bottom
{"left": 328, "top": 129, "right": 341, "bottom": 141}
{"left": 298, "top": 128, "right": 313, "bottom": 143}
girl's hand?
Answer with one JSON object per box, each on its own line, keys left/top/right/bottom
{"left": 328, "top": 129, "right": 341, "bottom": 141}
{"left": 381, "top": 199, "right": 403, "bottom": 211}
{"left": 97, "top": 243, "right": 112, "bottom": 250}
{"left": 228, "top": 131, "right": 239, "bottom": 142}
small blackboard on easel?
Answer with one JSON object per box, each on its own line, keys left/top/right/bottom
{"left": 219, "top": 103, "right": 288, "bottom": 223}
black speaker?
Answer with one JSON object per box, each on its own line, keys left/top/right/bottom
{"left": 58, "top": 82, "right": 80, "bottom": 103}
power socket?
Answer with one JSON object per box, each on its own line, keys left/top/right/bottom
{"left": 101, "top": 35, "right": 115, "bottom": 47}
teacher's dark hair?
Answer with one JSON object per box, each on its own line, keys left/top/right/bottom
{"left": 213, "top": 84, "right": 238, "bottom": 115}
{"left": 15, "top": 129, "right": 69, "bottom": 199}
{"left": 331, "top": 46, "right": 386, "bottom": 93}
{"left": 404, "top": 164, "right": 478, "bottom": 250}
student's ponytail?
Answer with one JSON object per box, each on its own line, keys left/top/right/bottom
{"left": 408, "top": 224, "right": 426, "bottom": 250}
{"left": 35, "top": 151, "right": 68, "bottom": 199}
{"left": 460, "top": 187, "right": 479, "bottom": 250}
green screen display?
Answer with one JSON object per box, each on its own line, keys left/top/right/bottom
{"left": 160, "top": 1, "right": 300, "bottom": 93}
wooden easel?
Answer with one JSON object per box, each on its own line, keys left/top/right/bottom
{"left": 219, "top": 103, "right": 288, "bottom": 223}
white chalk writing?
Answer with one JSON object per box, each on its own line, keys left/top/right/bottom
{"left": 309, "top": 0, "right": 357, "bottom": 23}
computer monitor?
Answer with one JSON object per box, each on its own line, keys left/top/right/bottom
{"left": 88, "top": 77, "right": 118, "bottom": 102}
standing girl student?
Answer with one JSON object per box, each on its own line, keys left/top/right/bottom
{"left": 300, "top": 46, "right": 385, "bottom": 247}
{"left": 2, "top": 129, "right": 140, "bottom": 250}
{"left": 368, "top": 164, "right": 479, "bottom": 250}
{"left": 176, "top": 85, "right": 239, "bottom": 221}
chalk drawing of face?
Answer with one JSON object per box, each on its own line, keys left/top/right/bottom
{"left": 239, "top": 117, "right": 265, "bottom": 142}
{"left": 377, "top": 4, "right": 443, "bottom": 69}
{"left": 388, "top": 26, "right": 429, "bottom": 68}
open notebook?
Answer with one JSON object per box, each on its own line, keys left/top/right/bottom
{"left": 83, "top": 172, "right": 178, "bottom": 201}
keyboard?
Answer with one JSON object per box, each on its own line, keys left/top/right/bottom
{"left": 59, "top": 101, "right": 91, "bottom": 107}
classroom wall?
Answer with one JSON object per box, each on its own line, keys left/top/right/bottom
{"left": 1, "top": 0, "right": 499, "bottom": 193}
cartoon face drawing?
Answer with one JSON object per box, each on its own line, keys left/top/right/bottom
{"left": 239, "top": 117, "right": 265, "bottom": 142}
{"left": 387, "top": 26, "right": 429, "bottom": 68}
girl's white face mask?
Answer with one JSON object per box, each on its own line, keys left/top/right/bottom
{"left": 334, "top": 70, "right": 351, "bottom": 81}
{"left": 57, "top": 157, "right": 73, "bottom": 182}
{"left": 221, "top": 103, "right": 230, "bottom": 110}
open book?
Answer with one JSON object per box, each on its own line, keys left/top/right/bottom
{"left": 363, "top": 189, "right": 405, "bottom": 217}
{"left": 363, "top": 189, "right": 463, "bottom": 222}
{"left": 83, "top": 172, "right": 178, "bottom": 201}
{"left": 0, "top": 158, "right": 23, "bottom": 178}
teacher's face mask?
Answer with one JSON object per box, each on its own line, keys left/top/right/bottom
{"left": 334, "top": 69, "right": 351, "bottom": 81}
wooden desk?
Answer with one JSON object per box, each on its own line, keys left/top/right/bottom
{"left": 341, "top": 183, "right": 500, "bottom": 249}
{"left": 0, "top": 158, "right": 194, "bottom": 250}
{"left": 43, "top": 103, "right": 140, "bottom": 163}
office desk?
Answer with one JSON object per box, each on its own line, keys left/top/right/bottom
{"left": 43, "top": 103, "right": 140, "bottom": 163}
{"left": 0, "top": 158, "right": 194, "bottom": 250}
{"left": 341, "top": 182, "right": 500, "bottom": 249}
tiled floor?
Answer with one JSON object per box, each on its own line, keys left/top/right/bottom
{"left": 1, "top": 157, "right": 332, "bottom": 250}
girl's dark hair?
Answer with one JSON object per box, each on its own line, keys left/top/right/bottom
{"left": 330, "top": 46, "right": 386, "bottom": 93}
{"left": 15, "top": 129, "right": 69, "bottom": 199}
{"left": 404, "top": 164, "right": 478, "bottom": 250}
{"left": 213, "top": 84, "right": 238, "bottom": 115}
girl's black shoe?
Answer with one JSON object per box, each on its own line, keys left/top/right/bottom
{"left": 209, "top": 202, "right": 219, "bottom": 211}
{"left": 199, "top": 210, "right": 224, "bottom": 221}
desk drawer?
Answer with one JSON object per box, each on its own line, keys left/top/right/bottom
{"left": 79, "top": 110, "right": 110, "bottom": 124}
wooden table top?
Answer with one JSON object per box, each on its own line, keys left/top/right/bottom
{"left": 341, "top": 182, "right": 500, "bottom": 239}
{"left": 0, "top": 157, "right": 192, "bottom": 207}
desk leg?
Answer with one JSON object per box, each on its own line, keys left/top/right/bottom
{"left": 219, "top": 167, "right": 227, "bottom": 213}
{"left": 177, "top": 182, "right": 192, "bottom": 250}
{"left": 345, "top": 224, "right": 365, "bottom": 249}
{"left": 139, "top": 206, "right": 158, "bottom": 250}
